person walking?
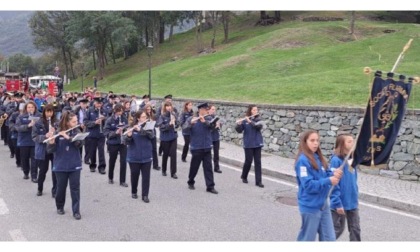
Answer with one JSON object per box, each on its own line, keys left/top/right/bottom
{"left": 47, "top": 111, "right": 84, "bottom": 220}
{"left": 329, "top": 134, "right": 361, "bottom": 241}
{"left": 294, "top": 129, "right": 342, "bottom": 241}
{"left": 124, "top": 111, "right": 154, "bottom": 203}
{"left": 183, "top": 103, "right": 218, "bottom": 194}
{"left": 235, "top": 105, "right": 264, "bottom": 187}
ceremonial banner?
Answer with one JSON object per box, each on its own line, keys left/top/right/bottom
{"left": 352, "top": 75, "right": 412, "bottom": 167}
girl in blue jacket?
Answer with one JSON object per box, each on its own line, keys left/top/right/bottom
{"left": 124, "top": 111, "right": 154, "bottom": 203}
{"left": 47, "top": 111, "right": 83, "bottom": 220}
{"left": 295, "top": 130, "right": 342, "bottom": 241}
{"left": 329, "top": 134, "right": 361, "bottom": 241}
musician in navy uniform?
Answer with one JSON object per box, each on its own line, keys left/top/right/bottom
{"left": 104, "top": 104, "right": 128, "bottom": 187}
{"left": 179, "top": 101, "right": 193, "bottom": 163}
{"left": 235, "top": 105, "right": 265, "bottom": 188}
{"left": 183, "top": 102, "right": 218, "bottom": 194}
{"left": 124, "top": 110, "right": 154, "bottom": 203}
{"left": 16, "top": 101, "right": 42, "bottom": 182}
{"left": 74, "top": 98, "right": 89, "bottom": 158}
{"left": 208, "top": 104, "right": 222, "bottom": 173}
{"left": 32, "top": 104, "right": 58, "bottom": 197}
{"left": 47, "top": 111, "right": 84, "bottom": 220}
{"left": 84, "top": 97, "right": 107, "bottom": 174}
{"left": 157, "top": 101, "right": 179, "bottom": 178}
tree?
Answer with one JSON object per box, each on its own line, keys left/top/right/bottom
{"left": 29, "top": 11, "right": 75, "bottom": 79}
{"left": 221, "top": 11, "right": 231, "bottom": 43}
{"left": 8, "top": 53, "right": 36, "bottom": 75}
{"left": 209, "top": 11, "right": 219, "bottom": 49}
{"left": 349, "top": 11, "right": 356, "bottom": 35}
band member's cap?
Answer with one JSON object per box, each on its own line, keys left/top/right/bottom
{"left": 68, "top": 97, "right": 77, "bottom": 103}
{"left": 108, "top": 94, "right": 117, "bottom": 99}
{"left": 197, "top": 102, "right": 209, "bottom": 109}
{"left": 164, "top": 94, "right": 172, "bottom": 99}
{"left": 93, "top": 97, "right": 104, "bottom": 103}
{"left": 14, "top": 92, "right": 24, "bottom": 98}
{"left": 120, "top": 94, "right": 127, "bottom": 98}
{"left": 78, "top": 98, "right": 89, "bottom": 103}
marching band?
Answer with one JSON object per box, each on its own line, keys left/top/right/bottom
{"left": 0, "top": 89, "right": 266, "bottom": 220}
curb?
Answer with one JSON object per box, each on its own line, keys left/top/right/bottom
{"left": 172, "top": 140, "right": 420, "bottom": 216}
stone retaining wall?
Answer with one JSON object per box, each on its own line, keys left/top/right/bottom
{"left": 161, "top": 98, "right": 420, "bottom": 182}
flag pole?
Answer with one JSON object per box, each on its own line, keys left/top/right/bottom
{"left": 391, "top": 39, "right": 413, "bottom": 73}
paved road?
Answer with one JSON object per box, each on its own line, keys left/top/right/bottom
{"left": 1, "top": 143, "right": 420, "bottom": 241}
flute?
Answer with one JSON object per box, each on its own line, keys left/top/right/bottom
{"left": 98, "top": 107, "right": 103, "bottom": 133}
{"left": 43, "top": 124, "right": 81, "bottom": 143}
{"left": 235, "top": 113, "right": 259, "bottom": 123}
{"left": 123, "top": 119, "right": 149, "bottom": 136}
{"left": 191, "top": 113, "right": 211, "bottom": 123}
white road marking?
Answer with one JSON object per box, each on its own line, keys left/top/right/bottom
{"left": 9, "top": 229, "right": 27, "bottom": 241}
{"left": 0, "top": 198, "right": 10, "bottom": 215}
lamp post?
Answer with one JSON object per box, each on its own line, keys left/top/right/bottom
{"left": 147, "top": 44, "right": 153, "bottom": 99}
{"left": 81, "top": 62, "right": 84, "bottom": 92}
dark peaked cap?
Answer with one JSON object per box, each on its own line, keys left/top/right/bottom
{"left": 164, "top": 94, "right": 172, "bottom": 99}
{"left": 197, "top": 102, "right": 209, "bottom": 109}
{"left": 93, "top": 97, "right": 104, "bottom": 103}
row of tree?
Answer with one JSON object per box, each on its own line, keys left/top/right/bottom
{"left": 25, "top": 11, "right": 234, "bottom": 81}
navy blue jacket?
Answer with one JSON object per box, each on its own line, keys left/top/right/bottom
{"left": 235, "top": 117, "right": 264, "bottom": 149}
{"left": 124, "top": 128, "right": 154, "bottom": 163}
{"left": 47, "top": 128, "right": 83, "bottom": 172}
{"left": 157, "top": 111, "right": 179, "bottom": 141}
{"left": 179, "top": 110, "right": 193, "bottom": 136}
{"left": 16, "top": 111, "right": 42, "bottom": 147}
{"left": 84, "top": 107, "right": 107, "bottom": 138}
{"left": 183, "top": 116, "right": 214, "bottom": 151}
{"left": 104, "top": 114, "right": 129, "bottom": 145}
{"left": 8, "top": 111, "right": 20, "bottom": 139}
{"left": 32, "top": 119, "right": 50, "bottom": 160}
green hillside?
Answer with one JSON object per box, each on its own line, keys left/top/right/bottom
{"left": 65, "top": 12, "right": 420, "bottom": 108}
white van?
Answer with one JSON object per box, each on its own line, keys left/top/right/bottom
{"left": 28, "top": 75, "right": 61, "bottom": 89}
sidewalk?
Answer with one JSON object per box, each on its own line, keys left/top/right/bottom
{"left": 174, "top": 133, "right": 420, "bottom": 216}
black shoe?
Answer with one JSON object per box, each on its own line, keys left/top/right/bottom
{"left": 142, "top": 196, "right": 150, "bottom": 203}
{"left": 23, "top": 174, "right": 29, "bottom": 180}
{"left": 153, "top": 166, "right": 161, "bottom": 171}
{"left": 120, "top": 182, "right": 128, "bottom": 187}
{"left": 10, "top": 154, "right": 14, "bottom": 158}
{"left": 188, "top": 184, "right": 195, "bottom": 190}
{"left": 32, "top": 178, "right": 38, "bottom": 183}
{"left": 206, "top": 188, "right": 219, "bottom": 194}
{"left": 241, "top": 177, "right": 248, "bottom": 184}
{"left": 99, "top": 169, "right": 106, "bottom": 175}
{"left": 132, "top": 194, "right": 138, "bottom": 199}
{"left": 256, "top": 183, "right": 265, "bottom": 188}
{"left": 181, "top": 158, "right": 187, "bottom": 163}
{"left": 108, "top": 179, "right": 114, "bottom": 184}
{"left": 37, "top": 190, "right": 42, "bottom": 196}
{"left": 90, "top": 168, "right": 96, "bottom": 172}
{"left": 57, "top": 208, "right": 65, "bottom": 215}
{"left": 162, "top": 172, "right": 167, "bottom": 176}
{"left": 214, "top": 169, "right": 222, "bottom": 173}
{"left": 73, "top": 213, "right": 81, "bottom": 220}
{"left": 171, "top": 174, "right": 178, "bottom": 179}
